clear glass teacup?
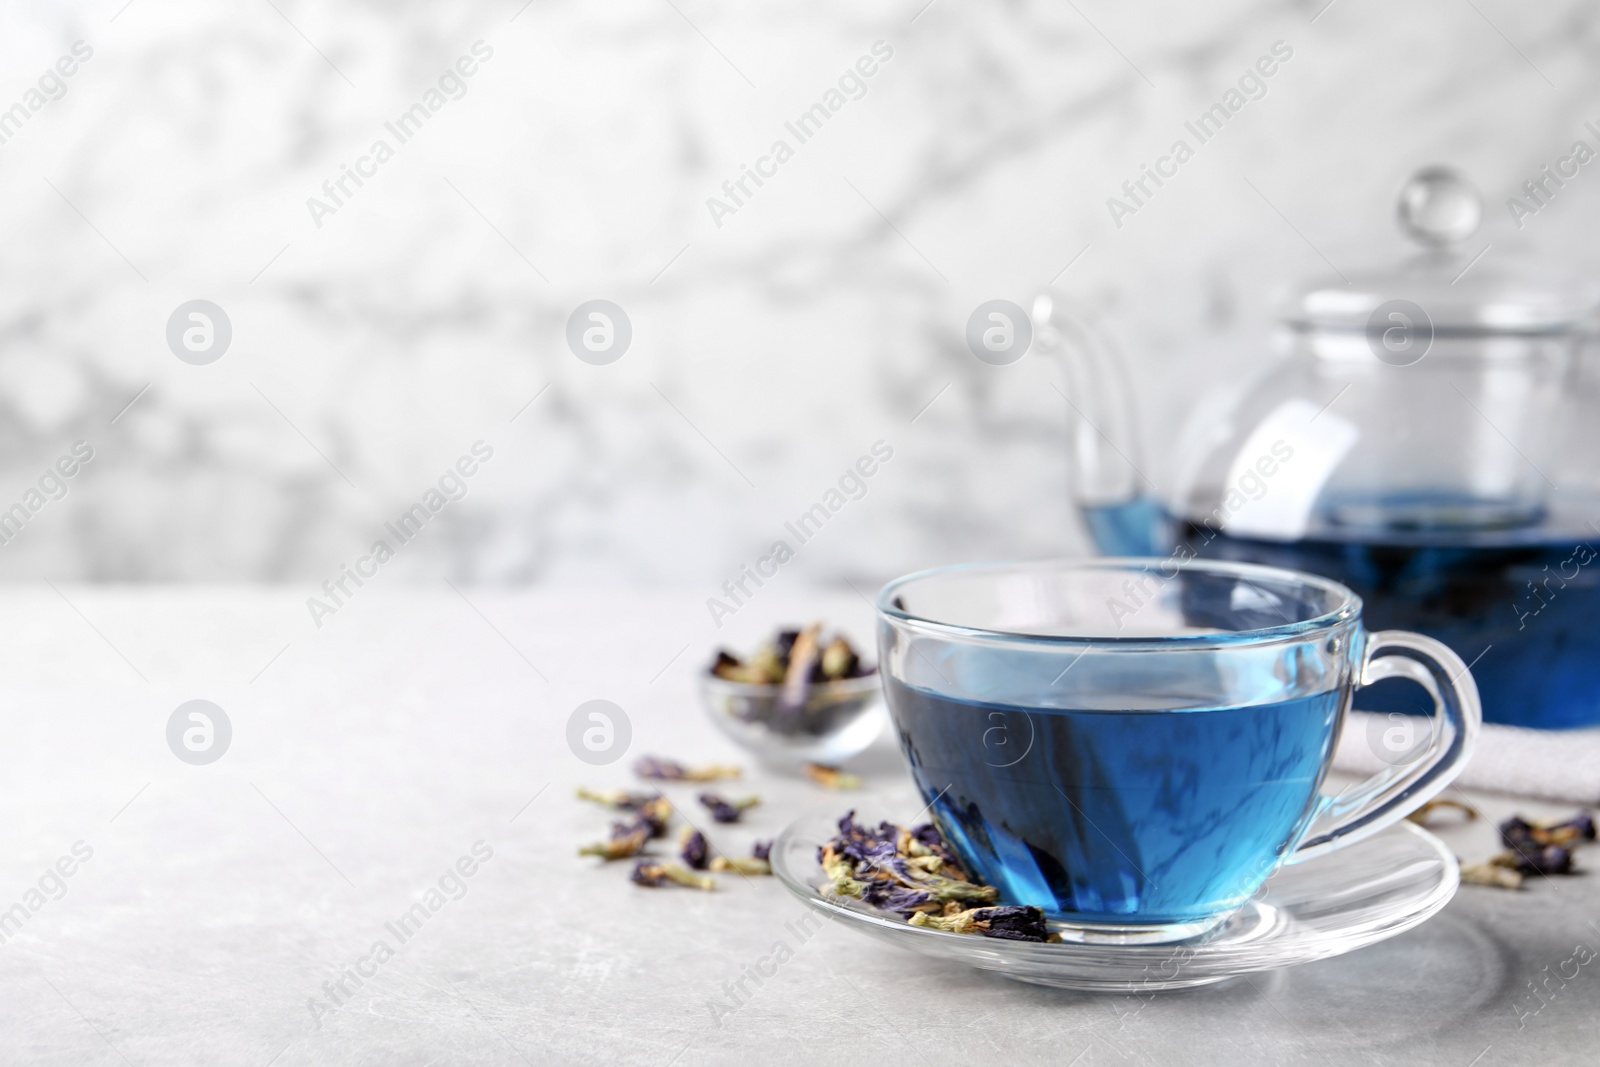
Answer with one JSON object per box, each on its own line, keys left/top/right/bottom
{"left": 877, "top": 558, "right": 1480, "bottom": 944}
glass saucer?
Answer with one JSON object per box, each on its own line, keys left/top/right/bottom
{"left": 772, "top": 810, "right": 1458, "bottom": 992}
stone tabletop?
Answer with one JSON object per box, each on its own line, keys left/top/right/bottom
{"left": 0, "top": 585, "right": 1594, "bottom": 1066}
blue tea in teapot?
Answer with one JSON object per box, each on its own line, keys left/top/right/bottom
{"left": 1051, "top": 167, "right": 1600, "bottom": 730}
{"left": 1087, "top": 494, "right": 1600, "bottom": 729}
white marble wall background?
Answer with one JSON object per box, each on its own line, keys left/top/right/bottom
{"left": 0, "top": 0, "right": 1596, "bottom": 584}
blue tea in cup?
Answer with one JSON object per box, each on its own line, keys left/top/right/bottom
{"left": 877, "top": 559, "right": 1479, "bottom": 944}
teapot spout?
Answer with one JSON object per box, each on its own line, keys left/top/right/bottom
{"left": 1031, "top": 293, "right": 1167, "bottom": 556}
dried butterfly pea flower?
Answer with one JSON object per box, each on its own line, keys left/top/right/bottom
{"left": 1490, "top": 846, "right": 1574, "bottom": 875}
{"left": 830, "top": 812, "right": 910, "bottom": 867}
{"left": 908, "top": 904, "right": 1049, "bottom": 942}
{"left": 776, "top": 624, "right": 823, "bottom": 719}
{"left": 860, "top": 881, "right": 933, "bottom": 916}
{"left": 679, "top": 827, "right": 710, "bottom": 870}
{"left": 819, "top": 636, "right": 859, "bottom": 681}
{"left": 637, "top": 797, "right": 673, "bottom": 838}
{"left": 579, "top": 820, "right": 650, "bottom": 861}
{"left": 750, "top": 644, "right": 788, "bottom": 683}
{"left": 711, "top": 855, "right": 772, "bottom": 876}
{"left": 631, "top": 860, "right": 715, "bottom": 890}
{"left": 1405, "top": 798, "right": 1477, "bottom": 827}
{"left": 575, "top": 786, "right": 659, "bottom": 811}
{"left": 1566, "top": 812, "right": 1598, "bottom": 841}
{"left": 710, "top": 650, "right": 782, "bottom": 685}
{"left": 821, "top": 811, "right": 996, "bottom": 914}
{"left": 820, "top": 844, "right": 870, "bottom": 898}
{"left": 906, "top": 823, "right": 969, "bottom": 879}
{"left": 1460, "top": 861, "right": 1524, "bottom": 889}
{"left": 802, "top": 763, "right": 862, "bottom": 790}
{"left": 634, "top": 756, "right": 742, "bottom": 782}
{"left": 751, "top": 840, "right": 772, "bottom": 862}
{"left": 1500, "top": 816, "right": 1540, "bottom": 850}
{"left": 1499, "top": 810, "right": 1595, "bottom": 866}
{"left": 700, "top": 793, "right": 760, "bottom": 823}
{"left": 711, "top": 626, "right": 873, "bottom": 686}
{"left": 887, "top": 861, "right": 996, "bottom": 904}
{"left": 1525, "top": 811, "right": 1598, "bottom": 846}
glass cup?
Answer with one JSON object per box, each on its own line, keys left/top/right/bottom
{"left": 876, "top": 558, "right": 1480, "bottom": 944}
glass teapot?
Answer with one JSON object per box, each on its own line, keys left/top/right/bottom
{"left": 1036, "top": 166, "right": 1600, "bottom": 730}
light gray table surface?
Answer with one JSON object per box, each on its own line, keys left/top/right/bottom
{"left": 0, "top": 586, "right": 1594, "bottom": 1066}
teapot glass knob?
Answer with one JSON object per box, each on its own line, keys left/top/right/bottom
{"left": 1397, "top": 166, "right": 1482, "bottom": 249}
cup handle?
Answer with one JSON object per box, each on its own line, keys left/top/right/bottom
{"left": 1288, "top": 630, "right": 1481, "bottom": 864}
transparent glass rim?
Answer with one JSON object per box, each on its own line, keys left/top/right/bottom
{"left": 699, "top": 671, "right": 880, "bottom": 698}
{"left": 875, "top": 557, "right": 1362, "bottom": 650}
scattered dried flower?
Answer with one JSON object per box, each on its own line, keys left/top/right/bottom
{"left": 633, "top": 756, "right": 742, "bottom": 782}
{"left": 631, "top": 861, "right": 715, "bottom": 890}
{"left": 711, "top": 855, "right": 772, "bottom": 876}
{"left": 1566, "top": 811, "right": 1598, "bottom": 841}
{"left": 1516, "top": 813, "right": 1596, "bottom": 848}
{"left": 575, "top": 786, "right": 659, "bottom": 811}
{"left": 700, "top": 793, "right": 760, "bottom": 823}
{"left": 752, "top": 840, "right": 772, "bottom": 862}
{"left": 1490, "top": 846, "right": 1574, "bottom": 875}
{"left": 821, "top": 811, "right": 1001, "bottom": 927}
{"left": 908, "top": 904, "right": 1048, "bottom": 941}
{"left": 1405, "top": 798, "right": 1477, "bottom": 827}
{"left": 679, "top": 827, "right": 710, "bottom": 870}
{"left": 1455, "top": 809, "right": 1596, "bottom": 885}
{"left": 637, "top": 797, "right": 673, "bottom": 838}
{"left": 802, "top": 763, "right": 861, "bottom": 790}
{"left": 1498, "top": 810, "right": 1594, "bottom": 873}
{"left": 1460, "top": 861, "right": 1524, "bottom": 889}
{"left": 579, "top": 820, "right": 650, "bottom": 861}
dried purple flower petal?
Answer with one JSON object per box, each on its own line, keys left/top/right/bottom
{"left": 861, "top": 880, "right": 932, "bottom": 916}
{"left": 699, "top": 793, "right": 759, "bottom": 823}
{"left": 634, "top": 756, "right": 742, "bottom": 782}
{"left": 637, "top": 797, "right": 673, "bottom": 838}
{"left": 821, "top": 811, "right": 996, "bottom": 913}
{"left": 971, "top": 905, "right": 1050, "bottom": 942}
{"left": 630, "top": 860, "right": 715, "bottom": 890}
{"left": 1523, "top": 845, "right": 1574, "bottom": 875}
{"left": 1499, "top": 816, "right": 1538, "bottom": 852}
{"left": 1499, "top": 810, "right": 1596, "bottom": 859}
{"left": 908, "top": 904, "right": 1048, "bottom": 941}
{"left": 679, "top": 827, "right": 710, "bottom": 870}
{"left": 751, "top": 840, "right": 772, "bottom": 862}
{"left": 1489, "top": 845, "right": 1576, "bottom": 875}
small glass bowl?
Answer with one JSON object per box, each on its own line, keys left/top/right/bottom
{"left": 699, "top": 671, "right": 884, "bottom": 770}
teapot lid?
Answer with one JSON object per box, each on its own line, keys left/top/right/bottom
{"left": 1286, "top": 166, "right": 1599, "bottom": 336}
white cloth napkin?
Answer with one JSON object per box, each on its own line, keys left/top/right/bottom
{"left": 1334, "top": 710, "right": 1600, "bottom": 806}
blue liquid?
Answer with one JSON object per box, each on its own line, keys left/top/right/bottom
{"left": 1084, "top": 499, "right": 1600, "bottom": 730}
{"left": 1081, "top": 494, "right": 1168, "bottom": 557}
{"left": 884, "top": 678, "right": 1341, "bottom": 924}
